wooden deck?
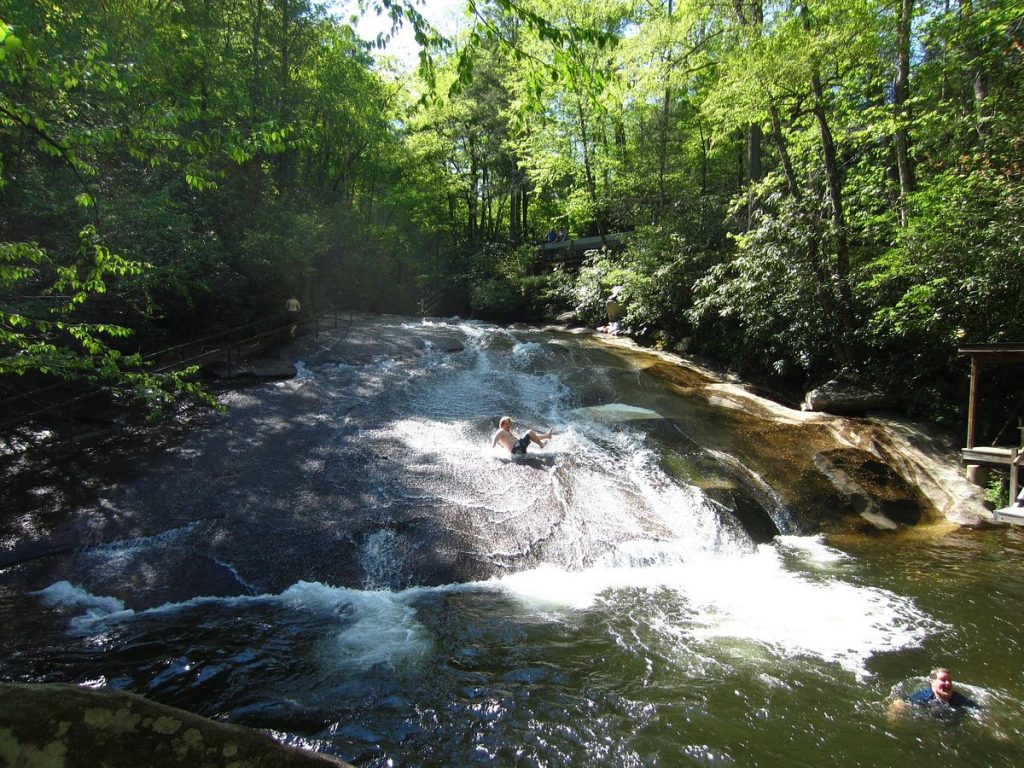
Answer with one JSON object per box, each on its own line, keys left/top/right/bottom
{"left": 994, "top": 504, "right": 1024, "bottom": 525}
{"left": 961, "top": 445, "right": 1023, "bottom": 520}
{"left": 960, "top": 446, "right": 1021, "bottom": 465}
{"left": 958, "top": 344, "right": 1024, "bottom": 525}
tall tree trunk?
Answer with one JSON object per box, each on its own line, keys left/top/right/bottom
{"left": 771, "top": 97, "right": 853, "bottom": 367}
{"left": 893, "top": 0, "right": 915, "bottom": 227}
{"left": 735, "top": 1, "right": 765, "bottom": 229}
{"left": 483, "top": 165, "right": 493, "bottom": 237}
{"left": 656, "top": 0, "right": 674, "bottom": 222}
{"left": 467, "top": 135, "right": 478, "bottom": 243}
{"left": 522, "top": 185, "right": 530, "bottom": 241}
{"left": 275, "top": 0, "right": 295, "bottom": 191}
{"left": 746, "top": 123, "right": 762, "bottom": 227}
{"left": 244, "top": 0, "right": 266, "bottom": 218}
{"left": 802, "top": 4, "right": 856, "bottom": 366}
{"left": 959, "top": 0, "right": 988, "bottom": 139}
{"left": 698, "top": 121, "right": 709, "bottom": 196}
{"left": 810, "top": 75, "right": 848, "bottom": 282}
{"left": 811, "top": 72, "right": 856, "bottom": 361}
{"left": 510, "top": 180, "right": 521, "bottom": 243}
{"left": 657, "top": 85, "right": 670, "bottom": 219}
{"left": 768, "top": 103, "right": 800, "bottom": 199}
{"left": 575, "top": 99, "right": 599, "bottom": 224}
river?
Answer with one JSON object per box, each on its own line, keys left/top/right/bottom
{"left": 1, "top": 316, "right": 1022, "bottom": 766}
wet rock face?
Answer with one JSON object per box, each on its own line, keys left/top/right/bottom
{"left": 813, "top": 448, "right": 929, "bottom": 530}
{"left": 627, "top": 345, "right": 987, "bottom": 534}
{"left": 0, "top": 682, "right": 352, "bottom": 767}
{"left": 0, "top": 316, "right": 989, "bottom": 616}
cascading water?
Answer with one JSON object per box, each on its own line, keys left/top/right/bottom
{"left": 2, "top": 317, "right": 1022, "bottom": 767}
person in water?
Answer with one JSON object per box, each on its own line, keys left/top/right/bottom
{"left": 889, "top": 667, "right": 978, "bottom": 722}
{"left": 492, "top": 416, "right": 555, "bottom": 455}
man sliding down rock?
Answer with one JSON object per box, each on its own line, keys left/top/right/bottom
{"left": 492, "top": 416, "right": 555, "bottom": 455}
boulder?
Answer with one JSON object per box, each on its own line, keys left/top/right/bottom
{"left": 802, "top": 378, "right": 904, "bottom": 416}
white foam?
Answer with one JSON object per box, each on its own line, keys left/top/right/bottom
{"left": 512, "top": 341, "right": 546, "bottom": 361}
{"left": 39, "top": 530, "right": 935, "bottom": 679}
{"left": 277, "top": 581, "right": 436, "bottom": 669}
{"left": 488, "top": 541, "right": 936, "bottom": 677}
{"left": 37, "top": 579, "right": 435, "bottom": 671}
{"left": 35, "top": 580, "right": 136, "bottom": 631}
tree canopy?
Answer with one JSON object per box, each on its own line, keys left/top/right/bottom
{"left": 2, "top": 0, "right": 1022, "bottom": 432}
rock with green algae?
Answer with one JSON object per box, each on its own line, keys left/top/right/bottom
{"left": 0, "top": 682, "right": 353, "bottom": 768}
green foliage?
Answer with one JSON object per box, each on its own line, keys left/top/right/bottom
{"left": 466, "top": 242, "right": 535, "bottom": 320}
{"left": 858, "top": 162, "right": 1024, "bottom": 420}
{"left": 691, "top": 178, "right": 847, "bottom": 379}
{"left": 573, "top": 252, "right": 626, "bottom": 328}
{"left": 1, "top": 0, "right": 1023, "bottom": 438}
{"left": 0, "top": 230, "right": 213, "bottom": 411}
{"left": 986, "top": 472, "right": 1010, "bottom": 510}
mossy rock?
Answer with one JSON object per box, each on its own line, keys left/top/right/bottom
{"left": 0, "top": 682, "right": 352, "bottom": 768}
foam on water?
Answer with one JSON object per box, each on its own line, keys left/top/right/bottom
{"left": 279, "top": 581, "right": 434, "bottom": 669}
{"left": 489, "top": 539, "right": 937, "bottom": 677}
{"left": 36, "top": 581, "right": 136, "bottom": 631}
{"left": 36, "top": 578, "right": 437, "bottom": 671}
{"left": 37, "top": 521, "right": 936, "bottom": 681}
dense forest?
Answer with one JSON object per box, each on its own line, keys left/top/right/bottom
{"left": 1, "top": 0, "right": 1022, "bottom": 433}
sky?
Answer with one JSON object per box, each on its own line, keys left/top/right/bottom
{"left": 332, "top": 0, "right": 470, "bottom": 70}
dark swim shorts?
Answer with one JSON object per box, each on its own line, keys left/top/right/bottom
{"left": 511, "top": 434, "right": 532, "bottom": 455}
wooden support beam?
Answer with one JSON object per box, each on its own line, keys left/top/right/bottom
{"left": 1012, "top": 448, "right": 1019, "bottom": 506}
{"left": 967, "top": 355, "right": 978, "bottom": 449}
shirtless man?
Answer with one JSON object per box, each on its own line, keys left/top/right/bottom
{"left": 492, "top": 416, "right": 555, "bottom": 455}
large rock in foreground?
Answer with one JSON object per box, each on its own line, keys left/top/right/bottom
{"left": 0, "top": 682, "right": 352, "bottom": 768}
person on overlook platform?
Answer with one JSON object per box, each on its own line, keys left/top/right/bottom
{"left": 492, "top": 416, "right": 555, "bottom": 455}
{"left": 888, "top": 667, "right": 978, "bottom": 722}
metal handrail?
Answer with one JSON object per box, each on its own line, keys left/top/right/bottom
{"left": 0, "top": 319, "right": 268, "bottom": 412}
{"left": 0, "top": 307, "right": 345, "bottom": 434}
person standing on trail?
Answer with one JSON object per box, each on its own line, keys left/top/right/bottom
{"left": 492, "top": 416, "right": 555, "bottom": 455}
{"left": 285, "top": 296, "right": 301, "bottom": 338}
{"left": 605, "top": 286, "right": 624, "bottom": 335}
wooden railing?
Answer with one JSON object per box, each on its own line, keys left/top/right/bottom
{"left": 532, "top": 233, "right": 629, "bottom": 272}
